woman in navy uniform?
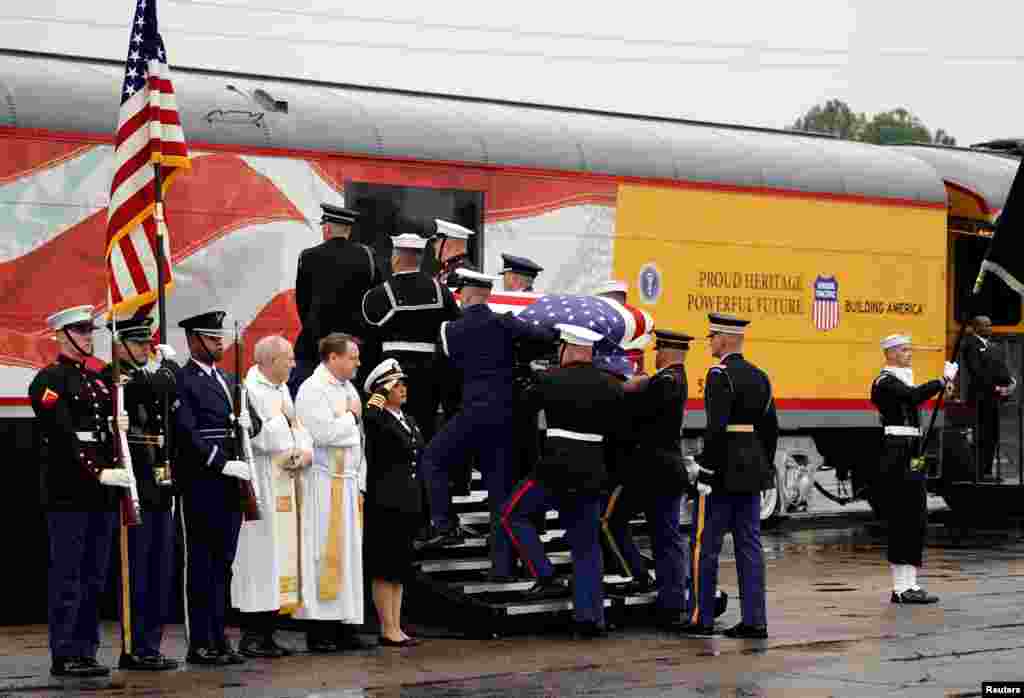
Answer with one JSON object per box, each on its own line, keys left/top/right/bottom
{"left": 685, "top": 313, "right": 778, "bottom": 638}
{"left": 362, "top": 359, "right": 425, "bottom": 647}
{"left": 501, "top": 324, "right": 624, "bottom": 638}
{"left": 100, "top": 316, "right": 180, "bottom": 671}
{"left": 872, "top": 334, "right": 957, "bottom": 604}
{"left": 291, "top": 204, "right": 379, "bottom": 398}
{"left": 173, "top": 310, "right": 261, "bottom": 665}
{"left": 30, "top": 305, "right": 127, "bottom": 678}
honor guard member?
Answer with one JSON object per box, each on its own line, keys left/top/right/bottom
{"left": 872, "top": 334, "right": 957, "bottom": 604}
{"left": 419, "top": 268, "right": 559, "bottom": 581}
{"left": 431, "top": 219, "right": 475, "bottom": 286}
{"left": 685, "top": 313, "right": 778, "bottom": 638}
{"left": 501, "top": 253, "right": 543, "bottom": 292}
{"left": 593, "top": 279, "right": 628, "bottom": 305}
{"left": 604, "top": 330, "right": 695, "bottom": 629}
{"left": 101, "top": 317, "right": 180, "bottom": 671}
{"left": 501, "top": 324, "right": 623, "bottom": 638}
{"left": 31, "top": 306, "right": 123, "bottom": 678}
{"left": 291, "top": 204, "right": 379, "bottom": 398}
{"left": 361, "top": 232, "right": 461, "bottom": 445}
{"left": 174, "top": 311, "right": 261, "bottom": 665}
{"left": 961, "top": 316, "right": 1016, "bottom": 480}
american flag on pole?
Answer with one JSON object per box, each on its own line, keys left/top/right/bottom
{"left": 812, "top": 275, "right": 839, "bottom": 331}
{"left": 106, "top": 0, "right": 190, "bottom": 321}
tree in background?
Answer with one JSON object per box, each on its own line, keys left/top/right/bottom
{"left": 791, "top": 101, "right": 957, "bottom": 146}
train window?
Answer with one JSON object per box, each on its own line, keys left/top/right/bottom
{"left": 954, "top": 236, "right": 1022, "bottom": 326}
{"left": 344, "top": 182, "right": 484, "bottom": 280}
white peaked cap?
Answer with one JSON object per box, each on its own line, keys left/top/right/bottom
{"left": 364, "top": 357, "right": 406, "bottom": 394}
{"left": 47, "top": 305, "right": 96, "bottom": 331}
{"left": 434, "top": 219, "right": 475, "bottom": 240}
{"left": 881, "top": 334, "right": 911, "bottom": 350}
{"left": 453, "top": 268, "right": 498, "bottom": 287}
{"left": 556, "top": 323, "right": 604, "bottom": 347}
{"left": 391, "top": 233, "right": 428, "bottom": 250}
{"left": 593, "top": 280, "right": 628, "bottom": 296}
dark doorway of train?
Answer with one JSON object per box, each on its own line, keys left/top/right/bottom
{"left": 345, "top": 181, "right": 485, "bottom": 280}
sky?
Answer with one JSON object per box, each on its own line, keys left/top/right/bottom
{"left": 2, "top": 0, "right": 1022, "bottom": 146}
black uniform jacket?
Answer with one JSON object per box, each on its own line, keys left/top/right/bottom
{"left": 294, "top": 237, "right": 379, "bottom": 362}
{"left": 173, "top": 359, "right": 261, "bottom": 507}
{"left": 363, "top": 405, "right": 424, "bottom": 515}
{"left": 702, "top": 353, "right": 779, "bottom": 494}
{"left": 100, "top": 360, "right": 178, "bottom": 512}
{"left": 870, "top": 370, "right": 944, "bottom": 480}
{"left": 961, "top": 334, "right": 1013, "bottom": 405}
{"left": 29, "top": 355, "right": 118, "bottom": 511}
{"left": 527, "top": 362, "right": 626, "bottom": 494}
{"left": 629, "top": 364, "right": 689, "bottom": 495}
{"left": 361, "top": 271, "right": 461, "bottom": 362}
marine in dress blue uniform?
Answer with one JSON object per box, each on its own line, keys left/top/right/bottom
{"left": 173, "top": 311, "right": 261, "bottom": 665}
{"left": 419, "top": 268, "right": 558, "bottom": 580}
{"left": 685, "top": 313, "right": 778, "bottom": 638}
{"left": 500, "top": 324, "right": 623, "bottom": 637}
{"left": 30, "top": 306, "right": 122, "bottom": 678}
{"left": 100, "top": 317, "right": 179, "bottom": 671}
{"left": 290, "top": 204, "right": 379, "bottom": 398}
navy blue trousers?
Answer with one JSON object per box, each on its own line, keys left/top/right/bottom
{"left": 688, "top": 493, "right": 766, "bottom": 628}
{"left": 420, "top": 410, "right": 516, "bottom": 577}
{"left": 181, "top": 485, "right": 242, "bottom": 650}
{"left": 605, "top": 486, "right": 687, "bottom": 612}
{"left": 123, "top": 509, "right": 176, "bottom": 655}
{"left": 47, "top": 511, "right": 117, "bottom": 660}
{"left": 502, "top": 480, "right": 605, "bottom": 625}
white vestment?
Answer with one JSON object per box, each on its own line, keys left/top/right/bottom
{"left": 293, "top": 363, "right": 365, "bottom": 624}
{"left": 231, "top": 366, "right": 311, "bottom": 614}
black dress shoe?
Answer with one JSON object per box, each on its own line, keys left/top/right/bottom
{"left": 423, "top": 526, "right": 465, "bottom": 548}
{"left": 676, "top": 623, "right": 719, "bottom": 637}
{"left": 335, "top": 633, "right": 377, "bottom": 650}
{"left": 51, "top": 657, "right": 110, "bottom": 678}
{"left": 379, "top": 636, "right": 421, "bottom": 647}
{"left": 306, "top": 638, "right": 340, "bottom": 653}
{"left": 118, "top": 652, "right": 179, "bottom": 671}
{"left": 723, "top": 622, "right": 768, "bottom": 639}
{"left": 264, "top": 634, "right": 295, "bottom": 656}
{"left": 217, "top": 646, "right": 246, "bottom": 665}
{"left": 572, "top": 621, "right": 608, "bottom": 639}
{"left": 891, "top": 588, "right": 939, "bottom": 604}
{"left": 186, "top": 647, "right": 227, "bottom": 665}
{"left": 715, "top": 590, "right": 729, "bottom": 618}
{"left": 524, "top": 575, "right": 569, "bottom": 599}
{"left": 653, "top": 612, "right": 690, "bottom": 631}
{"left": 239, "top": 636, "right": 285, "bottom": 659}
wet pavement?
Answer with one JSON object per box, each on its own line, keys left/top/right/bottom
{"left": 5, "top": 516, "right": 1024, "bottom": 697}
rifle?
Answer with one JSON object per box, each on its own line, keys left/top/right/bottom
{"left": 234, "top": 322, "right": 263, "bottom": 521}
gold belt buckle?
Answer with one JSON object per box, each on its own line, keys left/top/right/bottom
{"left": 909, "top": 456, "right": 926, "bottom": 472}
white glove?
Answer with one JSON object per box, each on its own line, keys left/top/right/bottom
{"left": 153, "top": 344, "right": 177, "bottom": 361}
{"left": 237, "top": 408, "right": 253, "bottom": 431}
{"left": 696, "top": 483, "right": 712, "bottom": 497}
{"left": 222, "top": 460, "right": 252, "bottom": 481}
{"left": 99, "top": 468, "right": 133, "bottom": 489}
{"left": 109, "top": 414, "right": 130, "bottom": 433}
{"left": 683, "top": 456, "right": 700, "bottom": 481}
{"left": 943, "top": 361, "right": 959, "bottom": 382}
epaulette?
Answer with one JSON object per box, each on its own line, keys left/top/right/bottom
{"left": 708, "top": 363, "right": 727, "bottom": 373}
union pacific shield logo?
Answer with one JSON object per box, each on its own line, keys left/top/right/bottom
{"left": 813, "top": 275, "right": 839, "bottom": 331}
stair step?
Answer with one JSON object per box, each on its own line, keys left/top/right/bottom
{"left": 440, "top": 529, "right": 566, "bottom": 550}
{"left": 457, "top": 574, "right": 634, "bottom": 595}
{"left": 459, "top": 510, "right": 559, "bottom": 525}
{"left": 501, "top": 597, "right": 613, "bottom": 616}
{"left": 419, "top": 550, "right": 576, "bottom": 574}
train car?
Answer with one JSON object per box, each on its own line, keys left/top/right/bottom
{"left": 1, "top": 50, "right": 1021, "bottom": 622}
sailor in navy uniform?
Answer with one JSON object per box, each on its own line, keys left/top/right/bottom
{"left": 100, "top": 316, "right": 180, "bottom": 671}
{"left": 872, "top": 333, "right": 957, "bottom": 604}
{"left": 431, "top": 219, "right": 475, "bottom": 287}
{"left": 30, "top": 306, "right": 124, "bottom": 678}
{"left": 291, "top": 204, "right": 379, "bottom": 398}
{"left": 501, "top": 253, "right": 543, "bottom": 292}
{"left": 419, "top": 268, "right": 559, "bottom": 582}
{"left": 501, "top": 324, "right": 624, "bottom": 637}
{"left": 362, "top": 233, "right": 460, "bottom": 446}
{"left": 173, "top": 311, "right": 261, "bottom": 665}
{"left": 684, "top": 313, "right": 778, "bottom": 638}
{"left": 603, "top": 329, "right": 694, "bottom": 627}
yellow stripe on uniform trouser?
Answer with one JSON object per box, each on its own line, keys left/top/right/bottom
{"left": 600, "top": 485, "right": 634, "bottom": 578}
{"left": 689, "top": 494, "right": 707, "bottom": 625}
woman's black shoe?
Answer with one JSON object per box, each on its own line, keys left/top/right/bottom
{"left": 379, "top": 636, "right": 421, "bottom": 647}
{"left": 307, "top": 638, "right": 340, "bottom": 653}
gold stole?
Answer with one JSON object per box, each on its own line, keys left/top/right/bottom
{"left": 318, "top": 447, "right": 347, "bottom": 601}
{"left": 271, "top": 450, "right": 300, "bottom": 614}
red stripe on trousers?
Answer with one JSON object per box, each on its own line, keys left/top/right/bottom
{"left": 501, "top": 479, "right": 540, "bottom": 578}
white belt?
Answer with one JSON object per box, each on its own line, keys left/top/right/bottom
{"left": 382, "top": 341, "right": 436, "bottom": 353}
{"left": 75, "top": 431, "right": 98, "bottom": 442}
{"left": 547, "top": 428, "right": 604, "bottom": 443}
{"left": 884, "top": 426, "right": 920, "bottom": 437}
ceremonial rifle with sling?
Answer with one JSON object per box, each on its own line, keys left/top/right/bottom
{"left": 111, "top": 335, "right": 142, "bottom": 527}
{"left": 234, "top": 322, "right": 263, "bottom": 521}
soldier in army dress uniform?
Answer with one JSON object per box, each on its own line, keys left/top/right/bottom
{"left": 100, "top": 316, "right": 180, "bottom": 671}
{"left": 291, "top": 204, "right": 379, "bottom": 398}
{"left": 872, "top": 333, "right": 957, "bottom": 604}
{"left": 30, "top": 305, "right": 128, "bottom": 678}
{"left": 684, "top": 313, "right": 778, "bottom": 639}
